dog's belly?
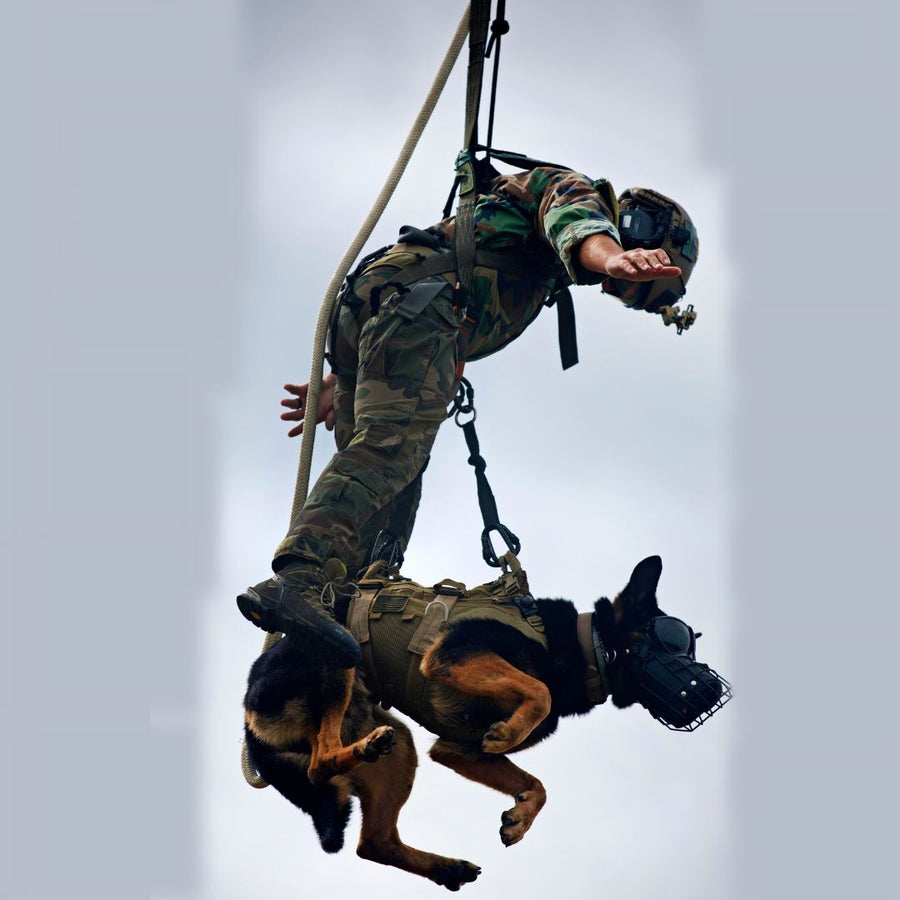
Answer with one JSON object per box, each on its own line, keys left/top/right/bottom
{"left": 402, "top": 682, "right": 506, "bottom": 743}
{"left": 362, "top": 661, "right": 504, "bottom": 743}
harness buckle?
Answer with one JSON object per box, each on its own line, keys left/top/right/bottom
{"left": 512, "top": 593, "right": 537, "bottom": 617}
{"left": 511, "top": 593, "right": 544, "bottom": 633}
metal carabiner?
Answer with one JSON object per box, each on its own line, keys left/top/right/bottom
{"left": 481, "top": 523, "right": 521, "bottom": 567}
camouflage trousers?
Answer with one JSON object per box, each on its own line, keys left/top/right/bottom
{"left": 275, "top": 252, "right": 463, "bottom": 576}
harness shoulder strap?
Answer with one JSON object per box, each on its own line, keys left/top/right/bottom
{"left": 456, "top": 1, "right": 491, "bottom": 295}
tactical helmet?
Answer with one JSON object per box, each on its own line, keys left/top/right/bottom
{"left": 608, "top": 187, "right": 699, "bottom": 313}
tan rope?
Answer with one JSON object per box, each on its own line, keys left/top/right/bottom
{"left": 241, "top": 631, "right": 283, "bottom": 788}
{"left": 289, "top": 4, "right": 470, "bottom": 520}
{"left": 241, "top": 4, "right": 471, "bottom": 790}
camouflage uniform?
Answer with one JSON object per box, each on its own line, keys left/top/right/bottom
{"left": 275, "top": 167, "right": 620, "bottom": 575}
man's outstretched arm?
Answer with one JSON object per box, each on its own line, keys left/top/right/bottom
{"left": 577, "top": 233, "right": 680, "bottom": 281}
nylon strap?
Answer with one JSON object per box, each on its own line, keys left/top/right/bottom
{"left": 395, "top": 280, "right": 448, "bottom": 320}
{"left": 463, "top": 1, "right": 491, "bottom": 155}
{"left": 460, "top": 415, "right": 520, "bottom": 566}
{"left": 483, "top": 0, "right": 508, "bottom": 158}
{"left": 552, "top": 285, "right": 578, "bottom": 369}
{"left": 456, "top": 1, "right": 492, "bottom": 299}
{"left": 475, "top": 146, "right": 569, "bottom": 172}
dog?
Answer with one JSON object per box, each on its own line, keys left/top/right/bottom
{"left": 242, "top": 554, "right": 729, "bottom": 890}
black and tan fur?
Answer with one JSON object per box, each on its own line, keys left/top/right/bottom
{"left": 244, "top": 555, "right": 668, "bottom": 890}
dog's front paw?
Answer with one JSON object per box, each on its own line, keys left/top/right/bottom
{"left": 353, "top": 725, "right": 395, "bottom": 763}
{"left": 499, "top": 788, "right": 547, "bottom": 846}
{"left": 432, "top": 859, "right": 481, "bottom": 891}
{"left": 482, "top": 720, "right": 520, "bottom": 754}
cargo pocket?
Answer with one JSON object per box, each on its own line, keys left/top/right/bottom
{"left": 356, "top": 293, "right": 405, "bottom": 382}
{"left": 382, "top": 282, "right": 460, "bottom": 390}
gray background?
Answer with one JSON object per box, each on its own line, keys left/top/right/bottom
{"left": 1, "top": 1, "right": 895, "bottom": 898}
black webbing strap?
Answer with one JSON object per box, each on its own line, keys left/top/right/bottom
{"left": 451, "top": 378, "right": 520, "bottom": 567}
{"left": 475, "top": 146, "right": 569, "bottom": 172}
{"left": 550, "top": 285, "right": 578, "bottom": 369}
{"left": 483, "top": 0, "right": 509, "bottom": 161}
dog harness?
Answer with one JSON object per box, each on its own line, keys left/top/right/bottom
{"left": 346, "top": 554, "right": 546, "bottom": 738}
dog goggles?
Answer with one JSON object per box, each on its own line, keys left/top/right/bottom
{"left": 646, "top": 616, "right": 696, "bottom": 658}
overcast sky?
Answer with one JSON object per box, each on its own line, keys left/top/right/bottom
{"left": 2, "top": 3, "right": 895, "bottom": 900}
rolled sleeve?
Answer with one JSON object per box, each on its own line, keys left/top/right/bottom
{"left": 554, "top": 216, "right": 621, "bottom": 285}
{"left": 533, "top": 169, "right": 621, "bottom": 284}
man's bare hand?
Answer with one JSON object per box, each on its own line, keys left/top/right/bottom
{"left": 280, "top": 373, "right": 336, "bottom": 437}
{"left": 578, "top": 233, "right": 681, "bottom": 281}
{"left": 603, "top": 248, "right": 681, "bottom": 281}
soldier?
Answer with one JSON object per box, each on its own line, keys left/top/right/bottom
{"left": 237, "top": 166, "right": 699, "bottom": 666}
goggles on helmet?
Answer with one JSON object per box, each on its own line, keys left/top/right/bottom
{"left": 619, "top": 202, "right": 697, "bottom": 260}
{"left": 619, "top": 205, "right": 671, "bottom": 248}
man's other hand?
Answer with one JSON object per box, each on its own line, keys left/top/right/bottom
{"left": 280, "top": 373, "right": 336, "bottom": 437}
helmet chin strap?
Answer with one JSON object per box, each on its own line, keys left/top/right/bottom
{"left": 576, "top": 612, "right": 613, "bottom": 706}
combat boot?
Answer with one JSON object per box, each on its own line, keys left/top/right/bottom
{"left": 236, "top": 560, "right": 361, "bottom": 668}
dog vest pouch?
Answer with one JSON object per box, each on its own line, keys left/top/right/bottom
{"left": 347, "top": 560, "right": 547, "bottom": 737}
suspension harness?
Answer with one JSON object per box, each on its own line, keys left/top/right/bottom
{"left": 451, "top": 0, "right": 582, "bottom": 369}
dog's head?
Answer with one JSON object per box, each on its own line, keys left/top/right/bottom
{"left": 593, "top": 555, "right": 731, "bottom": 730}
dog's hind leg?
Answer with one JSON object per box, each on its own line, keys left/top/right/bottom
{"left": 353, "top": 718, "right": 481, "bottom": 891}
{"left": 421, "top": 648, "right": 551, "bottom": 753}
{"left": 307, "top": 668, "right": 395, "bottom": 785}
{"left": 429, "top": 740, "right": 547, "bottom": 847}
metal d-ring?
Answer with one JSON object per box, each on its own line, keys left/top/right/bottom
{"left": 423, "top": 598, "right": 451, "bottom": 622}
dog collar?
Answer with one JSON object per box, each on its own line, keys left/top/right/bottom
{"left": 576, "top": 612, "right": 610, "bottom": 706}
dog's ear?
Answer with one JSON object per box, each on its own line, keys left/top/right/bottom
{"left": 627, "top": 555, "right": 662, "bottom": 599}
{"left": 613, "top": 555, "right": 663, "bottom": 626}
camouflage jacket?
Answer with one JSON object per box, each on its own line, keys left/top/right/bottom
{"left": 356, "top": 166, "right": 621, "bottom": 360}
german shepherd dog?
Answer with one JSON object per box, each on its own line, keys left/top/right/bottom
{"left": 243, "top": 555, "right": 708, "bottom": 890}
